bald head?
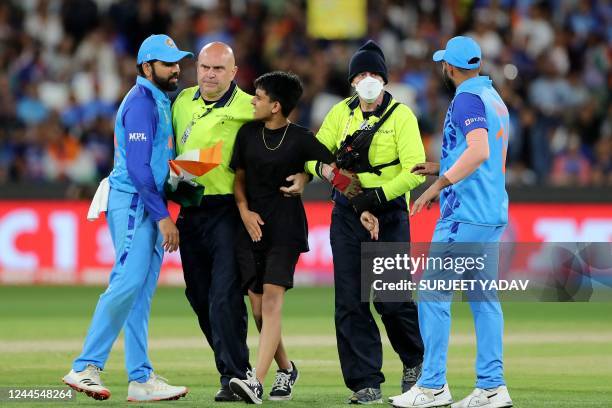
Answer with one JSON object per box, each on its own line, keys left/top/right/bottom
{"left": 198, "top": 42, "right": 235, "bottom": 66}
{"left": 197, "top": 42, "right": 237, "bottom": 101}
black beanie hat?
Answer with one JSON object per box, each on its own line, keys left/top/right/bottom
{"left": 348, "top": 40, "right": 388, "bottom": 85}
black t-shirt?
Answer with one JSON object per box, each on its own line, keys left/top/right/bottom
{"left": 230, "top": 121, "right": 334, "bottom": 252}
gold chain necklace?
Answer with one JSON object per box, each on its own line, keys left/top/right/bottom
{"left": 261, "top": 123, "right": 290, "bottom": 151}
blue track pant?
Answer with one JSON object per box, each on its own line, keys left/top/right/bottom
{"left": 417, "top": 219, "right": 506, "bottom": 390}
{"left": 73, "top": 189, "right": 162, "bottom": 382}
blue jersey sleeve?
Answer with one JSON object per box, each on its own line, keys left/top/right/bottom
{"left": 451, "top": 93, "right": 488, "bottom": 136}
{"left": 123, "top": 97, "right": 170, "bottom": 222}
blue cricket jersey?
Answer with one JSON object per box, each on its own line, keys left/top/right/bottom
{"left": 439, "top": 76, "right": 509, "bottom": 226}
{"left": 108, "top": 76, "right": 174, "bottom": 221}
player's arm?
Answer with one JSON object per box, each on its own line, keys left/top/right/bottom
{"left": 230, "top": 128, "right": 264, "bottom": 242}
{"left": 124, "top": 98, "right": 178, "bottom": 251}
{"left": 411, "top": 93, "right": 489, "bottom": 215}
{"left": 443, "top": 128, "right": 489, "bottom": 183}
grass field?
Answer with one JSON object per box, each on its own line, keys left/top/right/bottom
{"left": 0, "top": 286, "right": 611, "bottom": 407}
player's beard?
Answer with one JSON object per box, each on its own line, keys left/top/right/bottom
{"left": 152, "top": 66, "right": 179, "bottom": 92}
{"left": 442, "top": 68, "right": 456, "bottom": 93}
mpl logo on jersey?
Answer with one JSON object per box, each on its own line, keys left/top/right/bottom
{"left": 128, "top": 132, "right": 147, "bottom": 142}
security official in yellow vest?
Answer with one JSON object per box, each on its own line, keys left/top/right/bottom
{"left": 306, "top": 41, "right": 425, "bottom": 404}
{"left": 170, "top": 42, "right": 308, "bottom": 402}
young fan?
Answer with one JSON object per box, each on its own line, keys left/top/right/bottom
{"left": 228, "top": 71, "right": 354, "bottom": 404}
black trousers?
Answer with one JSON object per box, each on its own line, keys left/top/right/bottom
{"left": 177, "top": 199, "right": 249, "bottom": 387}
{"left": 330, "top": 204, "right": 424, "bottom": 391}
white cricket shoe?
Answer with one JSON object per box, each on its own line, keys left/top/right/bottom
{"left": 390, "top": 384, "right": 453, "bottom": 407}
{"left": 451, "top": 386, "right": 512, "bottom": 408}
{"left": 126, "top": 372, "right": 188, "bottom": 402}
{"left": 62, "top": 364, "right": 111, "bottom": 400}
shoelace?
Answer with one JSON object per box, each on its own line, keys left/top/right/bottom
{"left": 82, "top": 365, "right": 103, "bottom": 385}
{"left": 356, "top": 388, "right": 378, "bottom": 400}
{"left": 271, "top": 371, "right": 291, "bottom": 391}
{"left": 403, "top": 366, "right": 419, "bottom": 381}
{"left": 148, "top": 373, "right": 169, "bottom": 386}
{"left": 471, "top": 388, "right": 486, "bottom": 398}
{"left": 244, "top": 369, "right": 260, "bottom": 387}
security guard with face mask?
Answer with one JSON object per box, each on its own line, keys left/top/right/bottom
{"left": 306, "top": 41, "right": 425, "bottom": 404}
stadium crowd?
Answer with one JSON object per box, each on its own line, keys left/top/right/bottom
{"left": 0, "top": 0, "right": 610, "bottom": 191}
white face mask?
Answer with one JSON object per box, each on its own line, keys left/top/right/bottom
{"left": 355, "top": 76, "right": 384, "bottom": 103}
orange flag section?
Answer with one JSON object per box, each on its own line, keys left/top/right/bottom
{"left": 169, "top": 141, "right": 223, "bottom": 178}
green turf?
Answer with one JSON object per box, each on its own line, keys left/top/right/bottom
{"left": 0, "top": 286, "right": 611, "bottom": 407}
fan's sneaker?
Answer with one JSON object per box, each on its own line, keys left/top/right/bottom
{"left": 269, "top": 361, "right": 299, "bottom": 401}
{"left": 229, "top": 369, "right": 263, "bottom": 404}
{"left": 346, "top": 387, "right": 383, "bottom": 404}
{"left": 215, "top": 385, "right": 242, "bottom": 401}
{"left": 126, "top": 372, "right": 188, "bottom": 402}
{"left": 401, "top": 363, "right": 423, "bottom": 393}
{"left": 390, "top": 384, "right": 453, "bottom": 407}
{"left": 62, "top": 364, "right": 111, "bottom": 400}
{"left": 451, "top": 386, "right": 512, "bottom": 408}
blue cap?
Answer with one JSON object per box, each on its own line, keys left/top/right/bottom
{"left": 137, "top": 34, "right": 194, "bottom": 64}
{"left": 433, "top": 36, "right": 482, "bottom": 69}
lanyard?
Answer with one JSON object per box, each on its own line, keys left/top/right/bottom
{"left": 340, "top": 110, "right": 372, "bottom": 145}
{"left": 180, "top": 106, "right": 214, "bottom": 145}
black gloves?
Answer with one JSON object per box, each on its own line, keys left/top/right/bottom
{"left": 349, "top": 187, "right": 386, "bottom": 214}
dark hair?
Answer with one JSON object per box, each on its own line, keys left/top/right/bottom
{"left": 253, "top": 71, "right": 303, "bottom": 117}
{"left": 136, "top": 60, "right": 158, "bottom": 77}
{"left": 447, "top": 62, "right": 478, "bottom": 74}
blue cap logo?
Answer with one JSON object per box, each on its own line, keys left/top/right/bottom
{"left": 433, "top": 36, "right": 482, "bottom": 69}
{"left": 137, "top": 34, "right": 194, "bottom": 64}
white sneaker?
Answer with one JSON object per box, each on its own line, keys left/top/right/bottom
{"left": 451, "top": 386, "right": 512, "bottom": 408}
{"left": 390, "top": 384, "right": 453, "bottom": 407}
{"left": 62, "top": 364, "right": 111, "bottom": 400}
{"left": 126, "top": 372, "right": 188, "bottom": 402}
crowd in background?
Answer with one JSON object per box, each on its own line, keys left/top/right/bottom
{"left": 0, "top": 0, "right": 610, "bottom": 194}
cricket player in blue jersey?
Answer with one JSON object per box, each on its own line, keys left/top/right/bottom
{"left": 390, "top": 36, "right": 513, "bottom": 408}
{"left": 62, "top": 35, "right": 193, "bottom": 402}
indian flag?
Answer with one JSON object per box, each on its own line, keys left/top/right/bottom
{"left": 169, "top": 141, "right": 223, "bottom": 180}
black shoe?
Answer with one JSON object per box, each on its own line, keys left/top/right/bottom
{"left": 214, "top": 385, "right": 242, "bottom": 402}
{"left": 229, "top": 370, "right": 263, "bottom": 404}
{"left": 346, "top": 387, "right": 382, "bottom": 404}
{"left": 269, "top": 361, "right": 299, "bottom": 400}
{"left": 401, "top": 362, "right": 422, "bottom": 393}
